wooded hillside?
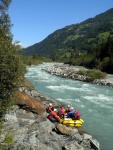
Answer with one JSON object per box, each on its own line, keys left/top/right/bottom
{"left": 24, "top": 8, "right": 113, "bottom": 58}
{"left": 24, "top": 8, "right": 113, "bottom": 73}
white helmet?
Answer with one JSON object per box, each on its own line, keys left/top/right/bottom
{"left": 67, "top": 105, "right": 70, "bottom": 107}
{"left": 54, "top": 108, "right": 57, "bottom": 112}
{"left": 71, "top": 107, "right": 74, "bottom": 110}
{"left": 49, "top": 103, "right": 52, "bottom": 106}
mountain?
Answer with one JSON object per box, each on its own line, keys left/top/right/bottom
{"left": 24, "top": 8, "right": 113, "bottom": 60}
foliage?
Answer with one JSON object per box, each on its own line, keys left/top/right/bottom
{"left": 0, "top": 144, "right": 3, "bottom": 150}
{"left": 4, "top": 135, "right": 14, "bottom": 145}
{"left": 0, "top": 0, "right": 26, "bottom": 115}
{"left": 0, "top": 119, "right": 3, "bottom": 131}
{"left": 68, "top": 35, "right": 113, "bottom": 73}
{"left": 22, "top": 54, "right": 53, "bottom": 66}
{"left": 23, "top": 55, "right": 42, "bottom": 66}
{"left": 78, "top": 69, "right": 107, "bottom": 81}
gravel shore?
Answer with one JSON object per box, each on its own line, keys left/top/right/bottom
{"left": 42, "top": 63, "right": 113, "bottom": 88}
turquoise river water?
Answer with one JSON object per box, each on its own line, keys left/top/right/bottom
{"left": 25, "top": 63, "right": 113, "bottom": 150}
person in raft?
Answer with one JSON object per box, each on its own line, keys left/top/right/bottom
{"left": 46, "top": 103, "right": 54, "bottom": 113}
{"left": 57, "top": 105, "right": 66, "bottom": 118}
{"left": 47, "top": 108, "right": 60, "bottom": 123}
{"left": 65, "top": 105, "right": 71, "bottom": 113}
{"left": 66, "top": 107, "right": 75, "bottom": 118}
{"left": 72, "top": 109, "right": 81, "bottom": 120}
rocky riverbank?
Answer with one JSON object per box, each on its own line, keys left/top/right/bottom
{"left": 42, "top": 63, "right": 113, "bottom": 88}
{"left": 0, "top": 79, "right": 100, "bottom": 150}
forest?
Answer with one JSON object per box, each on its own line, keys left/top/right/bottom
{"left": 66, "top": 36, "right": 113, "bottom": 73}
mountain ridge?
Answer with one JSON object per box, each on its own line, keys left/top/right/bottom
{"left": 24, "top": 8, "right": 113, "bottom": 60}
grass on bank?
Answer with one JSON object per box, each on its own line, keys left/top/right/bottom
{"left": 0, "top": 134, "right": 14, "bottom": 150}
{"left": 77, "top": 69, "right": 107, "bottom": 81}
{"left": 3, "top": 135, "right": 14, "bottom": 145}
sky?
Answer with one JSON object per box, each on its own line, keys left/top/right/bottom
{"left": 9, "top": 0, "right": 113, "bottom": 48}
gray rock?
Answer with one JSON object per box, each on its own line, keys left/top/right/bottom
{"left": 83, "top": 133, "right": 92, "bottom": 140}
{"left": 63, "top": 142, "right": 84, "bottom": 150}
{"left": 90, "top": 138, "right": 100, "bottom": 150}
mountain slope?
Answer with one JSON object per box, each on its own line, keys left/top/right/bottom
{"left": 24, "top": 8, "right": 113, "bottom": 60}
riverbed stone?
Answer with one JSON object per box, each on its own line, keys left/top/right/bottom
{"left": 42, "top": 64, "right": 113, "bottom": 88}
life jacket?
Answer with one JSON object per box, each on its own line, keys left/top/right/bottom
{"left": 58, "top": 108, "right": 66, "bottom": 116}
{"left": 46, "top": 106, "right": 54, "bottom": 113}
{"left": 74, "top": 112, "right": 81, "bottom": 120}
{"left": 47, "top": 114, "right": 53, "bottom": 119}
{"left": 61, "top": 108, "right": 65, "bottom": 114}
{"left": 51, "top": 111, "right": 59, "bottom": 119}
{"left": 65, "top": 107, "right": 71, "bottom": 113}
{"left": 58, "top": 109, "right": 61, "bottom": 116}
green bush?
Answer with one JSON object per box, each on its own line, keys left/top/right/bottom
{"left": 78, "top": 69, "right": 106, "bottom": 81}
{"left": 0, "top": 144, "right": 3, "bottom": 150}
{"left": 4, "top": 135, "right": 14, "bottom": 145}
{"left": 0, "top": 0, "right": 26, "bottom": 115}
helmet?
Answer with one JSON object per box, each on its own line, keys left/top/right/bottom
{"left": 67, "top": 105, "right": 70, "bottom": 107}
{"left": 71, "top": 107, "right": 74, "bottom": 110}
{"left": 49, "top": 103, "right": 52, "bottom": 106}
{"left": 54, "top": 108, "right": 57, "bottom": 112}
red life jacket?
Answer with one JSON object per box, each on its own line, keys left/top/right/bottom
{"left": 46, "top": 106, "right": 54, "bottom": 113}
{"left": 75, "top": 112, "right": 81, "bottom": 120}
{"left": 47, "top": 114, "right": 53, "bottom": 119}
{"left": 58, "top": 108, "right": 66, "bottom": 116}
{"left": 51, "top": 111, "right": 59, "bottom": 119}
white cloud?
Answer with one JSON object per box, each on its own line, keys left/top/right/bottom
{"left": 18, "top": 42, "right": 28, "bottom": 48}
{"left": 13, "top": 41, "right": 28, "bottom": 48}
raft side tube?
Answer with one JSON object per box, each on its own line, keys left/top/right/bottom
{"left": 58, "top": 118, "right": 84, "bottom": 127}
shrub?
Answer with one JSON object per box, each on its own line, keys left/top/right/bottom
{"left": 0, "top": 0, "right": 26, "bottom": 115}
{"left": 4, "top": 135, "right": 14, "bottom": 145}
{"left": 78, "top": 69, "right": 106, "bottom": 81}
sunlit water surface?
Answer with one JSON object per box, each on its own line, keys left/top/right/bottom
{"left": 25, "top": 63, "right": 113, "bottom": 150}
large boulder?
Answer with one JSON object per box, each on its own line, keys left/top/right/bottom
{"left": 17, "top": 91, "right": 46, "bottom": 117}
{"left": 56, "top": 123, "right": 78, "bottom": 135}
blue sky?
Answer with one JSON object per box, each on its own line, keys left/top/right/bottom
{"left": 9, "top": 0, "right": 113, "bottom": 47}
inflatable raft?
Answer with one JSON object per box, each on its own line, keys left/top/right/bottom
{"left": 59, "top": 118, "right": 84, "bottom": 127}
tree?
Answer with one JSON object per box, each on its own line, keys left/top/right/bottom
{"left": 0, "top": 0, "right": 26, "bottom": 115}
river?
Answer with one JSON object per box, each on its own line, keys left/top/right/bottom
{"left": 25, "top": 63, "right": 113, "bottom": 150}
